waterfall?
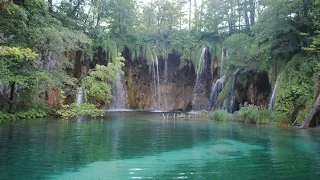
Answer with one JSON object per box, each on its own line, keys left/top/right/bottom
{"left": 197, "top": 47, "right": 207, "bottom": 76}
{"left": 164, "top": 60, "right": 168, "bottom": 83}
{"left": 220, "top": 48, "right": 224, "bottom": 77}
{"left": 192, "top": 47, "right": 208, "bottom": 110}
{"left": 151, "top": 54, "right": 161, "bottom": 110}
{"left": 208, "top": 75, "right": 226, "bottom": 110}
{"left": 110, "top": 65, "right": 128, "bottom": 109}
{"left": 268, "top": 76, "right": 280, "bottom": 111}
{"left": 76, "top": 87, "right": 85, "bottom": 106}
{"left": 228, "top": 69, "right": 239, "bottom": 113}
{"left": 156, "top": 55, "right": 160, "bottom": 108}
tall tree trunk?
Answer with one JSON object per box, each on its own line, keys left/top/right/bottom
{"left": 238, "top": 0, "right": 243, "bottom": 32}
{"left": 199, "top": 0, "right": 204, "bottom": 31}
{"left": 249, "top": 0, "right": 255, "bottom": 26}
{"left": 229, "top": 0, "right": 235, "bottom": 35}
{"left": 96, "top": 14, "right": 101, "bottom": 27}
{"left": 70, "top": 0, "right": 82, "bottom": 19}
{"left": 189, "top": 0, "right": 191, "bottom": 31}
{"left": 243, "top": 0, "right": 250, "bottom": 32}
{"left": 48, "top": 0, "right": 53, "bottom": 12}
{"left": 8, "top": 82, "right": 15, "bottom": 113}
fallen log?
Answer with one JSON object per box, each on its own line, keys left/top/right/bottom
{"left": 300, "top": 95, "right": 320, "bottom": 129}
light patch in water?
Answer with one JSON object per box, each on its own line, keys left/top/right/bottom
{"left": 50, "top": 139, "right": 262, "bottom": 180}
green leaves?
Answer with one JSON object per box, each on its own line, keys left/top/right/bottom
{"left": 0, "top": 46, "right": 37, "bottom": 59}
{"left": 56, "top": 103, "right": 103, "bottom": 118}
{"left": 0, "top": 46, "right": 39, "bottom": 84}
{"left": 275, "top": 55, "right": 320, "bottom": 124}
{"left": 0, "top": 109, "right": 48, "bottom": 121}
{"left": 223, "top": 33, "right": 258, "bottom": 69}
{"left": 83, "top": 53, "right": 124, "bottom": 103}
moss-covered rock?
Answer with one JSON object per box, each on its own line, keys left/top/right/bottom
{"left": 275, "top": 54, "right": 320, "bottom": 125}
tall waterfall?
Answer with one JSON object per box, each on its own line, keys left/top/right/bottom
{"left": 208, "top": 75, "right": 226, "bottom": 110}
{"left": 228, "top": 69, "right": 239, "bottom": 113}
{"left": 220, "top": 49, "right": 224, "bottom": 77}
{"left": 76, "top": 87, "right": 85, "bottom": 106}
{"left": 151, "top": 54, "right": 161, "bottom": 110}
{"left": 268, "top": 76, "right": 280, "bottom": 111}
{"left": 110, "top": 65, "right": 128, "bottom": 109}
{"left": 192, "top": 47, "right": 209, "bottom": 110}
{"left": 164, "top": 60, "right": 168, "bottom": 83}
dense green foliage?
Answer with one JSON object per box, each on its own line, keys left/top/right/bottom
{"left": 84, "top": 53, "right": 124, "bottom": 103}
{"left": 56, "top": 103, "right": 103, "bottom": 118}
{"left": 233, "top": 105, "right": 275, "bottom": 124}
{"left": 0, "top": 0, "right": 320, "bottom": 122}
{"left": 208, "top": 110, "right": 232, "bottom": 122}
{"left": 275, "top": 55, "right": 320, "bottom": 124}
{"left": 209, "top": 105, "right": 275, "bottom": 124}
{"left": 0, "top": 109, "right": 48, "bottom": 121}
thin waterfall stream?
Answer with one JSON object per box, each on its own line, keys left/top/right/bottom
{"left": 192, "top": 47, "right": 208, "bottom": 110}
{"left": 268, "top": 75, "right": 280, "bottom": 111}
{"left": 208, "top": 75, "right": 226, "bottom": 110}
{"left": 110, "top": 65, "right": 128, "bottom": 109}
{"left": 151, "top": 54, "right": 161, "bottom": 110}
{"left": 76, "top": 87, "right": 85, "bottom": 106}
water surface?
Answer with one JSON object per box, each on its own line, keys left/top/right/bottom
{"left": 0, "top": 112, "right": 320, "bottom": 179}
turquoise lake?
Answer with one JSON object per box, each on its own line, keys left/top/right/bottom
{"left": 0, "top": 111, "right": 320, "bottom": 179}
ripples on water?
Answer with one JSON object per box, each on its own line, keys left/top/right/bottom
{"left": 0, "top": 112, "right": 320, "bottom": 179}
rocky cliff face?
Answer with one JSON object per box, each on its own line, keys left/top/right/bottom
{"left": 123, "top": 49, "right": 196, "bottom": 111}
{"left": 235, "top": 69, "right": 271, "bottom": 107}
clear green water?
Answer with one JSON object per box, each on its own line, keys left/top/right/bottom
{"left": 1, "top": 112, "right": 320, "bottom": 180}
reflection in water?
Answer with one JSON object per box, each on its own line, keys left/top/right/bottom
{"left": 0, "top": 113, "right": 319, "bottom": 179}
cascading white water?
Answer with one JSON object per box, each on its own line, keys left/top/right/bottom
{"left": 151, "top": 54, "right": 161, "bottom": 110}
{"left": 268, "top": 76, "right": 280, "bottom": 111}
{"left": 164, "top": 60, "right": 168, "bottom": 83}
{"left": 76, "top": 87, "right": 85, "bottom": 106}
{"left": 197, "top": 47, "right": 207, "bottom": 76}
{"left": 156, "top": 55, "right": 160, "bottom": 108}
{"left": 220, "top": 48, "right": 224, "bottom": 77}
{"left": 228, "top": 69, "right": 239, "bottom": 113}
{"left": 208, "top": 75, "right": 226, "bottom": 110}
{"left": 192, "top": 47, "right": 207, "bottom": 110}
{"left": 110, "top": 65, "right": 128, "bottom": 109}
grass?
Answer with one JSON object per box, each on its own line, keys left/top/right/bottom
{"left": 209, "top": 105, "right": 276, "bottom": 124}
{"left": 209, "top": 110, "right": 232, "bottom": 121}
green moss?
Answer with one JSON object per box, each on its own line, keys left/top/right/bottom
{"left": 216, "top": 77, "right": 232, "bottom": 108}
{"left": 275, "top": 54, "right": 320, "bottom": 124}
{"left": 294, "top": 99, "right": 315, "bottom": 125}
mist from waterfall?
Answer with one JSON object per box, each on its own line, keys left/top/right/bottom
{"left": 110, "top": 65, "right": 128, "bottom": 109}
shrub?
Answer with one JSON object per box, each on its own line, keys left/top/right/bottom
{"left": 56, "top": 103, "right": 103, "bottom": 118}
{"left": 233, "top": 105, "right": 275, "bottom": 124}
{"left": 0, "top": 109, "right": 48, "bottom": 122}
{"left": 209, "top": 110, "right": 232, "bottom": 121}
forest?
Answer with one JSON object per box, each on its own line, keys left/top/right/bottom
{"left": 0, "top": 0, "right": 320, "bottom": 126}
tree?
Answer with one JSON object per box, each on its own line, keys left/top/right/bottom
{"left": 83, "top": 53, "right": 125, "bottom": 103}
{"left": 0, "top": 46, "right": 42, "bottom": 112}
